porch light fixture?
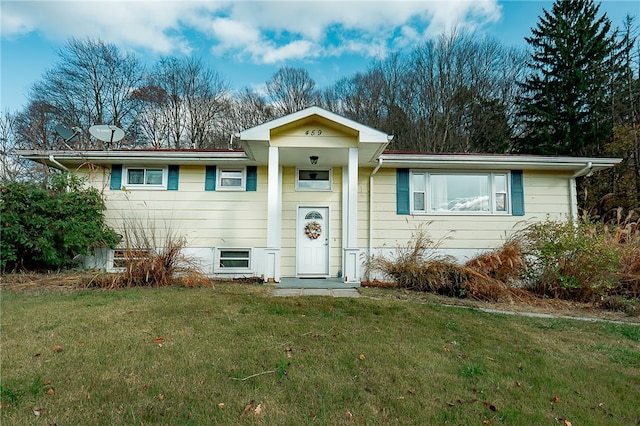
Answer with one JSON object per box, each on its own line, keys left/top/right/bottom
{"left": 309, "top": 155, "right": 319, "bottom": 165}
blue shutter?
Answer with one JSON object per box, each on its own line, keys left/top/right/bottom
{"left": 511, "top": 170, "right": 525, "bottom": 216}
{"left": 205, "top": 166, "right": 216, "bottom": 191}
{"left": 246, "top": 166, "right": 257, "bottom": 191}
{"left": 110, "top": 165, "right": 122, "bottom": 190}
{"left": 167, "top": 165, "right": 179, "bottom": 190}
{"left": 396, "top": 168, "right": 410, "bottom": 215}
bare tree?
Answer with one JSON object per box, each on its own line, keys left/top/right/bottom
{"left": 140, "top": 57, "right": 230, "bottom": 148}
{"left": 29, "top": 37, "right": 144, "bottom": 148}
{"left": 0, "top": 110, "right": 33, "bottom": 182}
{"left": 266, "top": 66, "right": 319, "bottom": 116}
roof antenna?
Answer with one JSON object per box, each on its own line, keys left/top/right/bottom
{"left": 89, "top": 124, "right": 125, "bottom": 149}
{"left": 54, "top": 124, "right": 80, "bottom": 149}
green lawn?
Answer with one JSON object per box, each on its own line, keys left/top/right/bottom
{"left": 1, "top": 284, "right": 639, "bottom": 425}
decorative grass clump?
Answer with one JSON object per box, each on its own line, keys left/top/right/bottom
{"left": 88, "top": 217, "right": 210, "bottom": 289}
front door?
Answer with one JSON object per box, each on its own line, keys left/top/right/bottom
{"left": 297, "top": 207, "right": 329, "bottom": 276}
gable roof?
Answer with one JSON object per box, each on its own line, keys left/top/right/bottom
{"left": 239, "top": 106, "right": 392, "bottom": 145}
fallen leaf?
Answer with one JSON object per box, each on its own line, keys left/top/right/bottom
{"left": 285, "top": 347, "right": 292, "bottom": 358}
{"left": 154, "top": 337, "right": 164, "bottom": 344}
{"left": 345, "top": 410, "right": 353, "bottom": 420}
{"left": 43, "top": 381, "right": 52, "bottom": 386}
{"left": 358, "top": 354, "right": 365, "bottom": 360}
{"left": 483, "top": 401, "right": 497, "bottom": 411}
{"left": 254, "top": 403, "right": 263, "bottom": 415}
{"left": 487, "top": 357, "right": 495, "bottom": 361}
{"left": 33, "top": 408, "right": 41, "bottom": 416}
{"left": 483, "top": 420, "right": 491, "bottom": 425}
{"left": 443, "top": 346, "right": 450, "bottom": 352}
{"left": 53, "top": 345, "right": 63, "bottom": 352}
{"left": 564, "top": 420, "right": 572, "bottom": 426}
{"left": 515, "top": 381, "right": 522, "bottom": 387}
{"left": 218, "top": 403, "right": 225, "bottom": 409}
{"left": 33, "top": 353, "right": 41, "bottom": 357}
{"left": 457, "top": 353, "right": 469, "bottom": 359}
{"left": 1, "top": 402, "right": 10, "bottom": 409}
{"left": 553, "top": 396, "right": 561, "bottom": 403}
{"left": 241, "top": 400, "right": 254, "bottom": 417}
{"left": 45, "top": 388, "right": 55, "bottom": 396}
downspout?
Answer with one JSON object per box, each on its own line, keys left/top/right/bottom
{"left": 49, "top": 155, "right": 71, "bottom": 192}
{"left": 569, "top": 161, "right": 592, "bottom": 222}
{"left": 368, "top": 158, "right": 383, "bottom": 269}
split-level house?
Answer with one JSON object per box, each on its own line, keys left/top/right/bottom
{"left": 19, "top": 106, "right": 621, "bottom": 285}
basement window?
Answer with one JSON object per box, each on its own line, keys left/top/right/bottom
{"left": 217, "top": 249, "right": 251, "bottom": 270}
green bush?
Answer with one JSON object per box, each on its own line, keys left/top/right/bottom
{"left": 521, "top": 219, "right": 625, "bottom": 301}
{"left": 0, "top": 174, "right": 121, "bottom": 272}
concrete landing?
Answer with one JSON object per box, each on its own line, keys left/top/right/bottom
{"left": 272, "top": 277, "right": 360, "bottom": 297}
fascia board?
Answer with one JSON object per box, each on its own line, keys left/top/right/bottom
{"left": 17, "top": 150, "right": 251, "bottom": 167}
{"left": 379, "top": 154, "right": 622, "bottom": 171}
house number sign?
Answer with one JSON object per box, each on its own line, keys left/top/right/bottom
{"left": 305, "top": 129, "right": 323, "bottom": 136}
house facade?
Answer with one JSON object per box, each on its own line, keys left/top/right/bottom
{"left": 19, "top": 107, "right": 621, "bottom": 285}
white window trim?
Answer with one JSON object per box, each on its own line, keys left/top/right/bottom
{"left": 295, "top": 167, "right": 333, "bottom": 191}
{"left": 123, "top": 166, "right": 167, "bottom": 190}
{"left": 217, "top": 168, "right": 246, "bottom": 191}
{"left": 410, "top": 170, "right": 511, "bottom": 215}
{"left": 214, "top": 248, "right": 252, "bottom": 272}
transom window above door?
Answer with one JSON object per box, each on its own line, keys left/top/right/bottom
{"left": 296, "top": 168, "right": 331, "bottom": 191}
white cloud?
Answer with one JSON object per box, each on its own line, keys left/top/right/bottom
{"left": 1, "top": 0, "right": 503, "bottom": 62}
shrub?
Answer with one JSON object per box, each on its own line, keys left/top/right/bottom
{"left": 521, "top": 218, "right": 628, "bottom": 302}
{"left": 0, "top": 174, "right": 121, "bottom": 272}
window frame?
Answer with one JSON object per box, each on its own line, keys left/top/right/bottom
{"left": 410, "top": 170, "right": 511, "bottom": 215}
{"left": 295, "top": 167, "right": 333, "bottom": 191}
{"left": 215, "top": 248, "right": 252, "bottom": 272}
{"left": 217, "top": 168, "right": 246, "bottom": 191}
{"left": 123, "top": 166, "right": 167, "bottom": 190}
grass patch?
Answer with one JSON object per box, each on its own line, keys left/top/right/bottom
{"left": 1, "top": 285, "right": 639, "bottom": 425}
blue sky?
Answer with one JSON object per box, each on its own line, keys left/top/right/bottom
{"left": 1, "top": 0, "right": 637, "bottom": 113}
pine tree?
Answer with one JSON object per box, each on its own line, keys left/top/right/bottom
{"left": 515, "top": 0, "right": 615, "bottom": 156}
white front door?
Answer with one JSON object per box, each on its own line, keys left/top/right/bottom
{"left": 297, "top": 207, "right": 329, "bottom": 276}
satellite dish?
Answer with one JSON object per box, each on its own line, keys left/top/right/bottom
{"left": 89, "top": 124, "right": 125, "bottom": 143}
{"left": 54, "top": 124, "right": 80, "bottom": 143}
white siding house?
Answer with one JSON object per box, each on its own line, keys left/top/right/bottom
{"left": 18, "top": 106, "right": 621, "bottom": 285}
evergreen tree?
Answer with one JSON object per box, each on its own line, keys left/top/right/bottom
{"left": 515, "top": 0, "right": 615, "bottom": 156}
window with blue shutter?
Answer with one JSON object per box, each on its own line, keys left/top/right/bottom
{"left": 511, "top": 170, "right": 525, "bottom": 216}
{"left": 167, "top": 165, "right": 179, "bottom": 190}
{"left": 205, "top": 166, "right": 216, "bottom": 191}
{"left": 110, "top": 165, "right": 122, "bottom": 190}
{"left": 246, "top": 166, "right": 257, "bottom": 191}
{"left": 396, "top": 168, "right": 410, "bottom": 215}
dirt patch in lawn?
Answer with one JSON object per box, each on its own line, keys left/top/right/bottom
{"left": 2, "top": 272, "right": 639, "bottom": 324}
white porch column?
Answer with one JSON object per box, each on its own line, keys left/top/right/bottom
{"left": 344, "top": 147, "right": 360, "bottom": 283}
{"left": 265, "top": 146, "right": 281, "bottom": 282}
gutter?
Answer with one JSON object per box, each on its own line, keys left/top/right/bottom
{"left": 49, "top": 155, "right": 71, "bottom": 192}
{"left": 368, "top": 158, "right": 383, "bottom": 274}
{"left": 569, "top": 162, "right": 593, "bottom": 222}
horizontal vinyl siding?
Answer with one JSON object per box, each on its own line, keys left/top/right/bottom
{"left": 369, "top": 169, "right": 572, "bottom": 251}
{"left": 82, "top": 165, "right": 268, "bottom": 248}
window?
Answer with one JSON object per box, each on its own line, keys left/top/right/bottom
{"left": 296, "top": 168, "right": 331, "bottom": 191}
{"left": 112, "top": 248, "right": 149, "bottom": 269}
{"left": 411, "top": 171, "right": 510, "bottom": 214}
{"left": 218, "top": 169, "right": 245, "bottom": 190}
{"left": 217, "top": 249, "right": 251, "bottom": 269}
{"left": 125, "top": 167, "right": 166, "bottom": 188}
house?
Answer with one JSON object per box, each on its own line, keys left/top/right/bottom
{"left": 18, "top": 106, "right": 621, "bottom": 285}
